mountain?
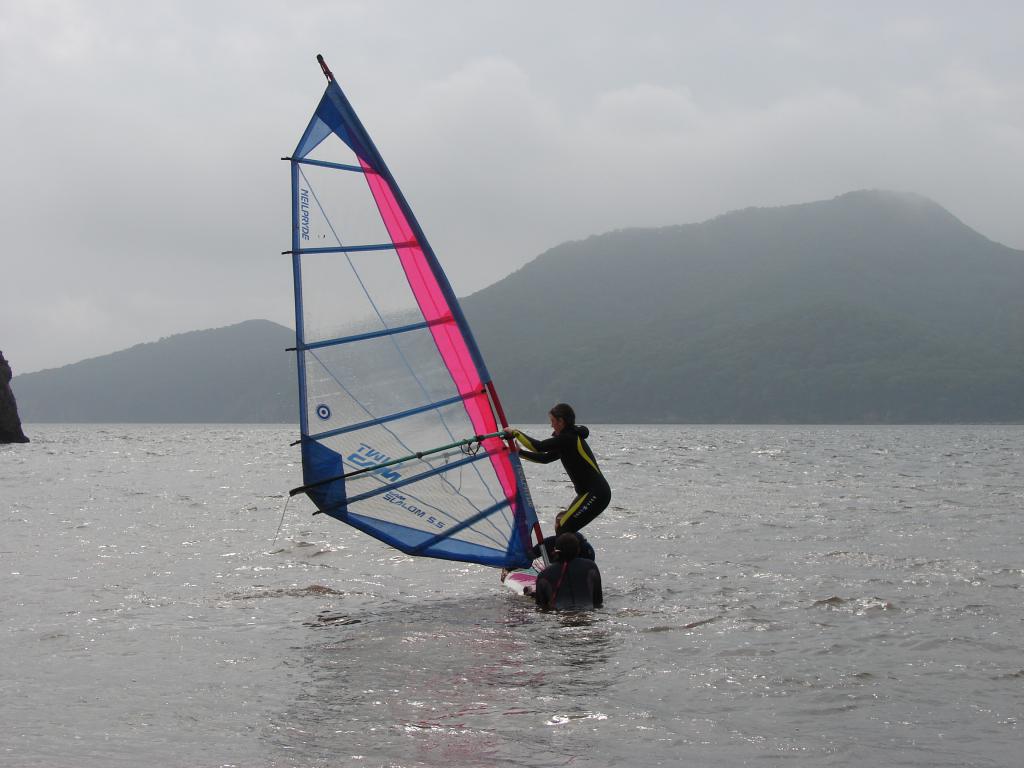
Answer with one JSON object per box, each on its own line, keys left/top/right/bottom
{"left": 12, "top": 191, "right": 1024, "bottom": 424}
{"left": 12, "top": 320, "right": 296, "bottom": 423}
{"left": 462, "top": 190, "right": 1024, "bottom": 423}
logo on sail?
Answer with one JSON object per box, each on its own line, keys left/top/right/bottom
{"left": 347, "top": 443, "right": 401, "bottom": 481}
{"left": 300, "top": 188, "right": 311, "bottom": 240}
{"left": 383, "top": 491, "right": 445, "bottom": 530}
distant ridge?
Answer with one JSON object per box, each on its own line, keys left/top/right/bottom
{"left": 463, "top": 190, "right": 1024, "bottom": 423}
{"left": 12, "top": 320, "right": 296, "bottom": 423}
{"left": 12, "top": 191, "right": 1024, "bottom": 424}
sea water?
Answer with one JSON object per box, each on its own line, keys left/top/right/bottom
{"left": 2, "top": 424, "right": 1021, "bottom": 767}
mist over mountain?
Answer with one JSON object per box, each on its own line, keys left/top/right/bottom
{"left": 463, "top": 190, "right": 1024, "bottom": 423}
{"left": 12, "top": 191, "right": 1024, "bottom": 424}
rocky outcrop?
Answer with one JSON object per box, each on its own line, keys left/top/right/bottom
{"left": 0, "top": 351, "right": 29, "bottom": 443}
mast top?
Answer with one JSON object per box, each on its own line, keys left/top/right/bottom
{"left": 317, "top": 54, "right": 334, "bottom": 82}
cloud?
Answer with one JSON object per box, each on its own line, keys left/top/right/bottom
{"left": 592, "top": 84, "right": 702, "bottom": 136}
{"left": 3, "top": 1, "right": 1024, "bottom": 373}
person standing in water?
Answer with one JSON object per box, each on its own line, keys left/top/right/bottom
{"left": 509, "top": 403, "right": 611, "bottom": 534}
{"left": 529, "top": 532, "right": 603, "bottom": 610}
{"left": 530, "top": 529, "right": 596, "bottom": 563}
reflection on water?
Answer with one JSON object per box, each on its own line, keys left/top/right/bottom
{"left": 265, "top": 593, "right": 622, "bottom": 767}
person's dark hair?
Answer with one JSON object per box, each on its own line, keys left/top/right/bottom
{"left": 554, "top": 532, "right": 580, "bottom": 561}
{"left": 549, "top": 403, "right": 575, "bottom": 426}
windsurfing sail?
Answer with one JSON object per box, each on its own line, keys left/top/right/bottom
{"left": 285, "top": 55, "right": 541, "bottom": 569}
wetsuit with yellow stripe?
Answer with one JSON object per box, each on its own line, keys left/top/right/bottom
{"left": 513, "top": 425, "right": 611, "bottom": 533}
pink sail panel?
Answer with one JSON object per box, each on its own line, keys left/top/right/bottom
{"left": 359, "top": 159, "right": 521, "bottom": 513}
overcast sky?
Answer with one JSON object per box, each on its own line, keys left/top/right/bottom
{"left": 2, "top": 1, "right": 1022, "bottom": 373}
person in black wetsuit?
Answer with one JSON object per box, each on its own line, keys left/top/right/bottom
{"left": 510, "top": 403, "right": 611, "bottom": 535}
{"left": 530, "top": 530, "right": 596, "bottom": 563}
{"left": 529, "top": 533, "right": 602, "bottom": 610}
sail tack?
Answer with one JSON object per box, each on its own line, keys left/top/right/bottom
{"left": 288, "top": 62, "right": 538, "bottom": 568}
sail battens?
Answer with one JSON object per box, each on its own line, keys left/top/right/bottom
{"left": 287, "top": 156, "right": 374, "bottom": 173}
{"left": 346, "top": 452, "right": 490, "bottom": 505}
{"left": 308, "top": 393, "right": 469, "bottom": 442}
{"left": 411, "top": 499, "right": 512, "bottom": 554}
{"left": 301, "top": 318, "right": 452, "bottom": 351}
{"left": 286, "top": 243, "right": 405, "bottom": 255}
{"left": 288, "top": 57, "right": 540, "bottom": 568}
